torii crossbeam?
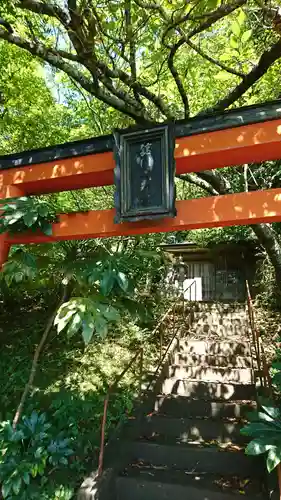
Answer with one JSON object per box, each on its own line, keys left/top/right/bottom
{"left": 1, "top": 100, "right": 281, "bottom": 265}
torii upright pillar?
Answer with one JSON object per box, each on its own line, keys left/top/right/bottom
{"left": 0, "top": 185, "right": 25, "bottom": 268}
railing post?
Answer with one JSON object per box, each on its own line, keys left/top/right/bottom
{"left": 139, "top": 348, "right": 144, "bottom": 394}
{"left": 97, "top": 394, "right": 109, "bottom": 477}
{"left": 172, "top": 303, "right": 175, "bottom": 338}
{"left": 160, "top": 327, "right": 163, "bottom": 363}
{"left": 277, "top": 464, "right": 281, "bottom": 500}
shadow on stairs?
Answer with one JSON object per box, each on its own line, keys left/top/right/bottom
{"left": 78, "top": 304, "right": 268, "bottom": 500}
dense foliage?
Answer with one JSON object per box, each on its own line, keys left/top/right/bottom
{"left": 1, "top": 0, "right": 281, "bottom": 497}
{"left": 0, "top": 412, "right": 73, "bottom": 499}
{"left": 0, "top": 197, "right": 57, "bottom": 236}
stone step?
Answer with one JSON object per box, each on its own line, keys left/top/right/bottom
{"left": 192, "top": 318, "right": 248, "bottom": 326}
{"left": 188, "top": 330, "right": 249, "bottom": 341}
{"left": 188, "top": 327, "right": 249, "bottom": 338}
{"left": 117, "top": 468, "right": 265, "bottom": 500}
{"left": 191, "top": 321, "right": 248, "bottom": 330}
{"left": 194, "top": 314, "right": 247, "bottom": 324}
{"left": 193, "top": 303, "right": 246, "bottom": 312}
{"left": 134, "top": 415, "right": 245, "bottom": 444}
{"left": 178, "top": 340, "right": 251, "bottom": 356}
{"left": 174, "top": 353, "right": 252, "bottom": 368}
{"left": 167, "top": 365, "right": 253, "bottom": 384}
{"left": 154, "top": 395, "right": 256, "bottom": 419}
{"left": 161, "top": 379, "right": 255, "bottom": 400}
{"left": 126, "top": 441, "right": 261, "bottom": 475}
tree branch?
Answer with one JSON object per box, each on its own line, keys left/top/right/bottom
{"left": 176, "top": 173, "right": 219, "bottom": 195}
{"left": 168, "top": 40, "right": 189, "bottom": 118}
{"left": 209, "top": 38, "right": 281, "bottom": 112}
{"left": 97, "top": 72, "right": 146, "bottom": 114}
{"left": 96, "top": 60, "right": 173, "bottom": 119}
{"left": 133, "top": 0, "right": 167, "bottom": 18}
{"left": 4, "top": 1, "right": 170, "bottom": 121}
{"left": 152, "top": 0, "right": 245, "bottom": 116}
{"left": 125, "top": 0, "right": 143, "bottom": 107}
{"left": 161, "top": 1, "right": 199, "bottom": 42}
{"left": 0, "top": 28, "right": 151, "bottom": 123}
{"left": 188, "top": 0, "right": 247, "bottom": 38}
{"left": 198, "top": 170, "right": 232, "bottom": 195}
{"left": 19, "top": 0, "right": 70, "bottom": 26}
{"left": 187, "top": 39, "right": 245, "bottom": 79}
{"left": 163, "top": 0, "right": 247, "bottom": 46}
{"left": 49, "top": 47, "right": 80, "bottom": 62}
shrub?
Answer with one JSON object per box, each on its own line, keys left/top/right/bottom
{"left": 0, "top": 411, "right": 73, "bottom": 499}
{"left": 241, "top": 401, "right": 281, "bottom": 473}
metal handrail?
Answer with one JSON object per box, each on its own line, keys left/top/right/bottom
{"left": 147, "top": 279, "right": 197, "bottom": 391}
{"left": 97, "top": 347, "right": 144, "bottom": 477}
{"left": 96, "top": 279, "right": 197, "bottom": 478}
{"left": 245, "top": 280, "right": 271, "bottom": 391}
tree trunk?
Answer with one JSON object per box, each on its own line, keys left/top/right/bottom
{"left": 12, "top": 281, "right": 70, "bottom": 429}
{"left": 251, "top": 223, "right": 281, "bottom": 285}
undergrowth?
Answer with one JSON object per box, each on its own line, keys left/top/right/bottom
{"left": 0, "top": 304, "right": 157, "bottom": 499}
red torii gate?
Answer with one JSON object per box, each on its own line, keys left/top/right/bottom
{"left": 1, "top": 100, "right": 281, "bottom": 265}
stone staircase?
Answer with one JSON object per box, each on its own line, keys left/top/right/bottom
{"left": 80, "top": 302, "right": 267, "bottom": 499}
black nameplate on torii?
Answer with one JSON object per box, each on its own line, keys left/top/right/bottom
{"left": 113, "top": 124, "right": 176, "bottom": 223}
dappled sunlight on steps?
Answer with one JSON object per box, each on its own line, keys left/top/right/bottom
{"left": 78, "top": 302, "right": 267, "bottom": 500}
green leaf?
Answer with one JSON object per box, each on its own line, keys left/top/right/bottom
{"left": 88, "top": 269, "right": 101, "bottom": 285}
{"left": 67, "top": 313, "right": 83, "bottom": 337}
{"left": 272, "top": 372, "right": 281, "bottom": 385}
{"left": 14, "top": 272, "right": 24, "bottom": 283}
{"left": 272, "top": 361, "right": 281, "bottom": 370}
{"left": 245, "top": 439, "right": 276, "bottom": 456}
{"left": 261, "top": 405, "right": 281, "bottom": 421}
{"left": 231, "top": 21, "right": 240, "bottom": 37}
{"left": 40, "top": 221, "right": 53, "bottom": 236}
{"left": 240, "top": 422, "right": 281, "bottom": 437}
{"left": 12, "top": 476, "right": 22, "bottom": 495}
{"left": 215, "top": 71, "right": 231, "bottom": 81}
{"left": 23, "top": 211, "right": 38, "bottom": 227}
{"left": 55, "top": 309, "right": 76, "bottom": 333}
{"left": 7, "top": 211, "right": 24, "bottom": 224}
{"left": 247, "top": 410, "right": 275, "bottom": 423}
{"left": 267, "top": 447, "right": 281, "bottom": 472}
{"left": 2, "top": 481, "right": 12, "bottom": 498}
{"left": 23, "top": 472, "right": 30, "bottom": 485}
{"left": 100, "top": 271, "right": 115, "bottom": 296}
{"left": 95, "top": 316, "right": 108, "bottom": 339}
{"left": 136, "top": 250, "right": 160, "bottom": 259}
{"left": 102, "top": 306, "right": 120, "bottom": 321}
{"left": 38, "top": 203, "right": 49, "bottom": 217}
{"left": 81, "top": 315, "right": 95, "bottom": 344}
{"left": 237, "top": 8, "right": 246, "bottom": 26}
{"left": 230, "top": 34, "right": 239, "bottom": 49}
{"left": 116, "top": 272, "right": 129, "bottom": 292}
{"left": 241, "top": 29, "right": 252, "bottom": 44}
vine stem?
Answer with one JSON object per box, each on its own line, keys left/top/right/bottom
{"left": 12, "top": 281, "right": 70, "bottom": 429}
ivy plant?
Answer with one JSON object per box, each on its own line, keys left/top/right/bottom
{"left": 0, "top": 197, "right": 57, "bottom": 236}
{"left": 0, "top": 411, "right": 73, "bottom": 499}
{"left": 241, "top": 400, "right": 281, "bottom": 472}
